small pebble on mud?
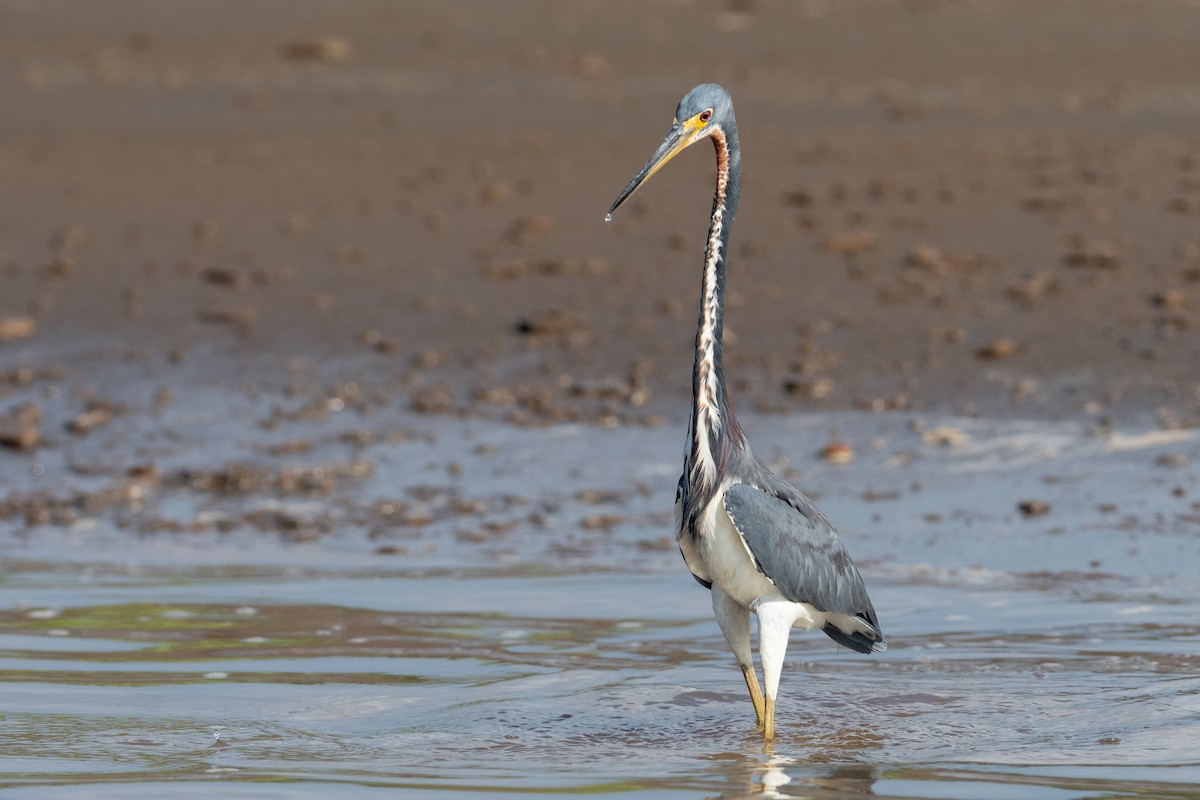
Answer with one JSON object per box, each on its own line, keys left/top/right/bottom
{"left": 820, "top": 441, "right": 854, "bottom": 463}
{"left": 506, "top": 215, "right": 553, "bottom": 245}
{"left": 410, "top": 386, "right": 455, "bottom": 414}
{"left": 49, "top": 223, "right": 90, "bottom": 255}
{"left": 921, "top": 426, "right": 969, "bottom": 447}
{"left": 0, "top": 404, "right": 41, "bottom": 451}
{"left": 1063, "top": 237, "right": 1121, "bottom": 269}
{"left": 514, "top": 309, "right": 583, "bottom": 336}
{"left": 198, "top": 306, "right": 258, "bottom": 331}
{"left": 0, "top": 316, "right": 37, "bottom": 342}
{"left": 202, "top": 268, "right": 243, "bottom": 288}
{"left": 783, "top": 376, "right": 834, "bottom": 400}
{"left": 1156, "top": 453, "right": 1189, "bottom": 468}
{"left": 281, "top": 38, "right": 353, "bottom": 63}
{"left": 66, "top": 402, "right": 116, "bottom": 435}
{"left": 479, "top": 182, "right": 510, "bottom": 205}
{"left": 568, "top": 53, "right": 608, "bottom": 78}
{"left": 1018, "top": 499, "right": 1052, "bottom": 518}
{"left": 1007, "top": 274, "right": 1059, "bottom": 307}
{"left": 42, "top": 257, "right": 75, "bottom": 279}
{"left": 1150, "top": 288, "right": 1189, "bottom": 309}
{"left": 975, "top": 338, "right": 1021, "bottom": 360}
{"left": 580, "top": 514, "right": 625, "bottom": 530}
{"left": 575, "top": 489, "right": 626, "bottom": 505}
{"left": 822, "top": 230, "right": 878, "bottom": 256}
{"left": 905, "top": 245, "right": 981, "bottom": 276}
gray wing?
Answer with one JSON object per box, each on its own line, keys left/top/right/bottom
{"left": 722, "top": 481, "right": 883, "bottom": 651}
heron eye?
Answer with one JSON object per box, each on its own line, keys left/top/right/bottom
{"left": 699, "top": 109, "right": 713, "bottom": 123}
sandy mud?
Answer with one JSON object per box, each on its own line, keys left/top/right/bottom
{"left": 2, "top": 1, "right": 1200, "bottom": 797}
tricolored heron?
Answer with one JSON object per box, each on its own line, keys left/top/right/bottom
{"left": 606, "top": 84, "right": 885, "bottom": 740}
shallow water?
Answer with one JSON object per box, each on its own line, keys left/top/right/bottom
{"left": 2, "top": 402, "right": 1199, "bottom": 798}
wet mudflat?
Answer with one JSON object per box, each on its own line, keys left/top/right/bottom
{"left": 3, "top": 0, "right": 1200, "bottom": 797}
{"left": 2, "top": 399, "right": 1200, "bottom": 798}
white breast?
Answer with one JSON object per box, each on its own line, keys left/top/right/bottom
{"left": 704, "top": 498, "right": 779, "bottom": 608}
{"left": 681, "top": 484, "right": 833, "bottom": 633}
{"left": 680, "top": 485, "right": 778, "bottom": 608}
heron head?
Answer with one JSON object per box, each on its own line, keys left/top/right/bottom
{"left": 607, "top": 83, "right": 734, "bottom": 220}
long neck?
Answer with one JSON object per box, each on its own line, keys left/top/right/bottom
{"left": 687, "top": 124, "right": 744, "bottom": 492}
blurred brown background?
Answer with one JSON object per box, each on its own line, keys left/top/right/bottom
{"left": 3, "top": 0, "right": 1200, "bottom": 429}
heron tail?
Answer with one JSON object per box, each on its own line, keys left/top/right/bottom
{"left": 822, "top": 617, "right": 887, "bottom": 654}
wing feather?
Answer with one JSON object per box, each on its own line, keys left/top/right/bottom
{"left": 723, "top": 481, "right": 884, "bottom": 649}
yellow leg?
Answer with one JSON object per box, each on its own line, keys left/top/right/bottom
{"left": 763, "top": 694, "right": 776, "bottom": 741}
{"left": 741, "top": 664, "right": 765, "bottom": 726}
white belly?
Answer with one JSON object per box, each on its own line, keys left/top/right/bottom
{"left": 679, "top": 487, "right": 829, "bottom": 632}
